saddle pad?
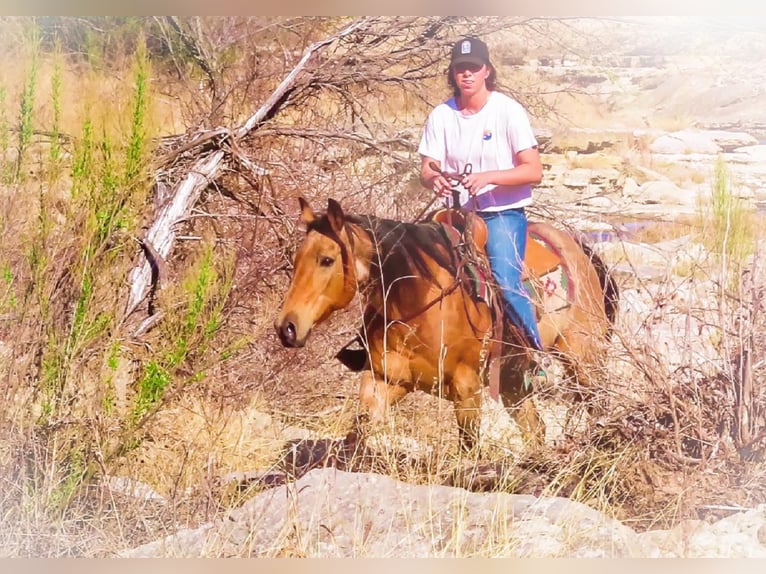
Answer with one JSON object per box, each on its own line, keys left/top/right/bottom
{"left": 524, "top": 265, "right": 570, "bottom": 315}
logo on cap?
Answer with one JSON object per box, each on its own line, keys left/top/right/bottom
{"left": 461, "top": 40, "right": 472, "bottom": 55}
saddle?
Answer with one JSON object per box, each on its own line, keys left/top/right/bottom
{"left": 429, "top": 208, "right": 563, "bottom": 303}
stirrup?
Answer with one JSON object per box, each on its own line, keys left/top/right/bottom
{"left": 523, "top": 352, "right": 551, "bottom": 392}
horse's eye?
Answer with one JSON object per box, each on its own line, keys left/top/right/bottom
{"left": 319, "top": 256, "right": 335, "bottom": 267}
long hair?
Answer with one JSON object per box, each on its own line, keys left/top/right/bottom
{"left": 447, "top": 62, "right": 498, "bottom": 99}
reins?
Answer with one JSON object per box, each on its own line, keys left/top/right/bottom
{"left": 413, "top": 161, "right": 473, "bottom": 222}
{"left": 420, "top": 161, "right": 505, "bottom": 399}
{"left": 391, "top": 161, "right": 473, "bottom": 322}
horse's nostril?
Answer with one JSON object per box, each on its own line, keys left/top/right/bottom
{"left": 276, "top": 319, "right": 299, "bottom": 347}
{"left": 275, "top": 314, "right": 307, "bottom": 348}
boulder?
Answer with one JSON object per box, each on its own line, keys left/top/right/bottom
{"left": 636, "top": 181, "right": 699, "bottom": 206}
{"left": 650, "top": 128, "right": 758, "bottom": 155}
{"left": 636, "top": 506, "right": 766, "bottom": 558}
{"left": 650, "top": 129, "right": 722, "bottom": 154}
{"left": 121, "top": 468, "right": 654, "bottom": 558}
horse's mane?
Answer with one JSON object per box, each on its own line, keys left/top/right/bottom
{"left": 308, "top": 212, "right": 456, "bottom": 286}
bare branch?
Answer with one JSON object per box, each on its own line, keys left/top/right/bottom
{"left": 234, "top": 17, "right": 373, "bottom": 139}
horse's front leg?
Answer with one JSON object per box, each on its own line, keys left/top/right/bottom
{"left": 357, "top": 370, "right": 409, "bottom": 426}
{"left": 451, "top": 363, "right": 483, "bottom": 451}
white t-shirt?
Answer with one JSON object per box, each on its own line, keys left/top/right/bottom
{"left": 417, "top": 90, "right": 538, "bottom": 212}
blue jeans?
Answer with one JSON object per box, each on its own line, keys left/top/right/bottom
{"left": 478, "top": 208, "right": 543, "bottom": 351}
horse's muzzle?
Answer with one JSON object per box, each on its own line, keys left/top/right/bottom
{"left": 275, "top": 314, "right": 307, "bottom": 348}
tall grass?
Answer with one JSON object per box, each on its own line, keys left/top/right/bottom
{"left": 0, "top": 32, "right": 164, "bottom": 516}
{"left": 697, "top": 156, "right": 754, "bottom": 288}
{"left": 48, "top": 45, "right": 62, "bottom": 167}
{"left": 0, "top": 84, "right": 8, "bottom": 164}
{"left": 0, "top": 25, "right": 250, "bottom": 539}
{"left": 16, "top": 29, "right": 38, "bottom": 182}
{"left": 125, "top": 37, "right": 148, "bottom": 185}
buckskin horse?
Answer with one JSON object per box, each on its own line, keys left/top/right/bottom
{"left": 274, "top": 196, "right": 618, "bottom": 450}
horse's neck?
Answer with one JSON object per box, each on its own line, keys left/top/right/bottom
{"left": 350, "top": 220, "right": 398, "bottom": 317}
{"left": 362, "top": 239, "right": 453, "bottom": 324}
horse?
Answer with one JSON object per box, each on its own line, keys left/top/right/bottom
{"left": 274, "top": 197, "right": 618, "bottom": 451}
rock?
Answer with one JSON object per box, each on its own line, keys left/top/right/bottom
{"left": 561, "top": 168, "right": 593, "bottom": 189}
{"left": 543, "top": 128, "right": 631, "bottom": 155}
{"left": 593, "top": 240, "right": 673, "bottom": 270}
{"left": 636, "top": 181, "right": 699, "bottom": 206}
{"left": 103, "top": 476, "right": 167, "bottom": 503}
{"left": 120, "top": 468, "right": 766, "bottom": 558}
{"left": 706, "top": 130, "right": 759, "bottom": 152}
{"left": 758, "top": 522, "right": 766, "bottom": 546}
{"left": 650, "top": 129, "right": 722, "bottom": 154}
{"left": 649, "top": 129, "right": 757, "bottom": 155}
{"left": 578, "top": 195, "right": 616, "bottom": 210}
{"left": 622, "top": 177, "right": 640, "bottom": 197}
{"left": 121, "top": 468, "right": 655, "bottom": 558}
{"left": 731, "top": 144, "right": 766, "bottom": 162}
{"left": 661, "top": 505, "right": 766, "bottom": 557}
{"left": 590, "top": 167, "right": 622, "bottom": 187}
{"left": 618, "top": 289, "right": 651, "bottom": 315}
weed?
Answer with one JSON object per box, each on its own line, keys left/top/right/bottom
{"left": 0, "top": 84, "right": 9, "bottom": 166}
{"left": 133, "top": 360, "right": 172, "bottom": 419}
{"left": 16, "top": 27, "right": 39, "bottom": 182}
{"left": 49, "top": 45, "right": 62, "bottom": 167}
{"left": 696, "top": 155, "right": 754, "bottom": 288}
{"left": 71, "top": 116, "right": 94, "bottom": 200}
{"left": 125, "top": 34, "right": 149, "bottom": 186}
{"left": 0, "top": 261, "right": 17, "bottom": 311}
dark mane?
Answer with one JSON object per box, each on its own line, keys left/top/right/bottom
{"left": 308, "top": 212, "right": 457, "bottom": 287}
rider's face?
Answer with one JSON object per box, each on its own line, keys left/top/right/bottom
{"left": 453, "top": 63, "right": 488, "bottom": 96}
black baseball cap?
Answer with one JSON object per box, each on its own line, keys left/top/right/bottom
{"left": 450, "top": 37, "right": 490, "bottom": 67}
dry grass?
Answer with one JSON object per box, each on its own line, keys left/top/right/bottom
{"left": 0, "top": 17, "right": 765, "bottom": 557}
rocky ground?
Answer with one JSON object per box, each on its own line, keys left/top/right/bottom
{"left": 119, "top": 468, "right": 766, "bottom": 558}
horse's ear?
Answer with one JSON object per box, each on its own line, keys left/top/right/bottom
{"left": 326, "top": 198, "right": 345, "bottom": 234}
{"left": 298, "top": 197, "right": 316, "bottom": 225}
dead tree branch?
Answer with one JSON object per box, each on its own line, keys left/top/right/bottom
{"left": 123, "top": 17, "right": 373, "bottom": 323}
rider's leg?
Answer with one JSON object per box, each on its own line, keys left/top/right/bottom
{"left": 479, "top": 208, "right": 543, "bottom": 351}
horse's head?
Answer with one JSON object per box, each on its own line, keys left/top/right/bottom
{"left": 274, "top": 197, "right": 369, "bottom": 348}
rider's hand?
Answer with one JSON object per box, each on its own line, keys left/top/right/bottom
{"left": 461, "top": 172, "right": 492, "bottom": 196}
{"left": 432, "top": 175, "right": 452, "bottom": 198}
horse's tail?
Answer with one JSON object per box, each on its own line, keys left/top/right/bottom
{"left": 576, "top": 234, "right": 619, "bottom": 334}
